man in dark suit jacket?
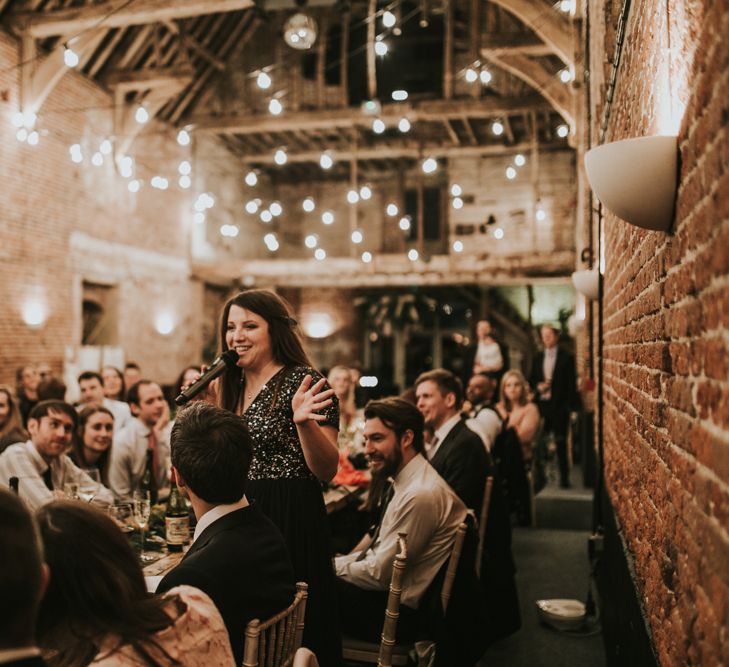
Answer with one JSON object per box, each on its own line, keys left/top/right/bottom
{"left": 529, "top": 325, "right": 578, "bottom": 488}
{"left": 156, "top": 403, "right": 295, "bottom": 665}
{"left": 0, "top": 489, "right": 50, "bottom": 667}
{"left": 415, "top": 369, "right": 521, "bottom": 645}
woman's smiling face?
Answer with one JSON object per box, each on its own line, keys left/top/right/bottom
{"left": 225, "top": 305, "right": 274, "bottom": 371}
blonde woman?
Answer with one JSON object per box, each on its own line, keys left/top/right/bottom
{"left": 496, "top": 370, "right": 541, "bottom": 462}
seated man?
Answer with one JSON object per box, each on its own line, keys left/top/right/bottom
{"left": 463, "top": 373, "right": 503, "bottom": 451}
{"left": 0, "top": 488, "right": 49, "bottom": 667}
{"left": 77, "top": 371, "right": 131, "bottom": 434}
{"left": 0, "top": 401, "right": 114, "bottom": 511}
{"left": 156, "top": 403, "right": 295, "bottom": 666}
{"left": 109, "top": 380, "right": 172, "bottom": 500}
{"left": 335, "top": 398, "right": 467, "bottom": 643}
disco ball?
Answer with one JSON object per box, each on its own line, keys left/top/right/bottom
{"left": 283, "top": 12, "right": 318, "bottom": 50}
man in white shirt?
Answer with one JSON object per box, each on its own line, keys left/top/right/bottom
{"left": 335, "top": 397, "right": 467, "bottom": 643}
{"left": 109, "top": 381, "right": 172, "bottom": 500}
{"left": 0, "top": 401, "right": 114, "bottom": 511}
{"left": 77, "top": 371, "right": 132, "bottom": 434}
{"left": 0, "top": 488, "right": 50, "bottom": 667}
{"left": 464, "top": 373, "right": 503, "bottom": 451}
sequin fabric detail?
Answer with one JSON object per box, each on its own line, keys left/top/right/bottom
{"left": 243, "top": 366, "right": 340, "bottom": 480}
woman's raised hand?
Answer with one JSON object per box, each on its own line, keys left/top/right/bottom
{"left": 292, "top": 375, "right": 334, "bottom": 425}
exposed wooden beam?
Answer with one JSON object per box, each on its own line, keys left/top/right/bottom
{"left": 482, "top": 53, "right": 575, "bottom": 130}
{"left": 480, "top": 32, "right": 553, "bottom": 57}
{"left": 237, "top": 140, "right": 567, "bottom": 164}
{"left": 105, "top": 64, "right": 194, "bottom": 92}
{"left": 443, "top": 0, "right": 453, "bottom": 99}
{"left": 164, "top": 20, "right": 226, "bottom": 71}
{"left": 14, "top": 0, "right": 255, "bottom": 38}
{"left": 191, "top": 95, "right": 551, "bottom": 133}
{"left": 366, "top": 0, "right": 376, "bottom": 100}
{"left": 486, "top": 0, "right": 573, "bottom": 68}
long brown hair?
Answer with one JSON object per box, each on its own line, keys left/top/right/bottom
{"left": 71, "top": 404, "right": 114, "bottom": 487}
{"left": 217, "top": 290, "right": 313, "bottom": 412}
{"left": 0, "top": 385, "right": 26, "bottom": 441}
{"left": 36, "top": 502, "right": 179, "bottom": 667}
{"left": 499, "top": 370, "right": 529, "bottom": 411}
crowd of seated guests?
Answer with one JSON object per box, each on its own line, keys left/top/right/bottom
{"left": 0, "top": 319, "right": 573, "bottom": 666}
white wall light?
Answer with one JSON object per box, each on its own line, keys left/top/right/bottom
{"left": 155, "top": 312, "right": 175, "bottom": 335}
{"left": 571, "top": 268, "right": 600, "bottom": 300}
{"left": 22, "top": 299, "right": 47, "bottom": 329}
{"left": 302, "top": 312, "right": 335, "bottom": 338}
{"left": 584, "top": 135, "right": 678, "bottom": 232}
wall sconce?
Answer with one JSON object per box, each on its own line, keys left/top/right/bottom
{"left": 584, "top": 135, "right": 678, "bottom": 232}
{"left": 572, "top": 268, "right": 600, "bottom": 300}
{"left": 22, "top": 299, "right": 47, "bottom": 329}
{"left": 302, "top": 312, "right": 335, "bottom": 339}
{"left": 155, "top": 313, "right": 175, "bottom": 336}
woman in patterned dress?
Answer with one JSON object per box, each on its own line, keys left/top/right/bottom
{"left": 214, "top": 290, "right": 341, "bottom": 666}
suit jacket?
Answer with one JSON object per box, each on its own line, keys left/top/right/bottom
{"left": 428, "top": 419, "right": 520, "bottom": 646}
{"left": 529, "top": 346, "right": 577, "bottom": 416}
{"left": 157, "top": 503, "right": 295, "bottom": 666}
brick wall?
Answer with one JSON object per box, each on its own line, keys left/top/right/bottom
{"left": 0, "top": 32, "right": 203, "bottom": 386}
{"left": 588, "top": 1, "right": 729, "bottom": 664}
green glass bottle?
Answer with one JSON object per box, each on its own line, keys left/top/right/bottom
{"left": 165, "top": 483, "right": 189, "bottom": 552}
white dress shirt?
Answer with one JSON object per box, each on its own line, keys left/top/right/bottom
{"left": 0, "top": 441, "right": 114, "bottom": 511}
{"left": 541, "top": 347, "right": 558, "bottom": 400}
{"left": 475, "top": 340, "right": 503, "bottom": 370}
{"left": 466, "top": 407, "right": 503, "bottom": 451}
{"left": 335, "top": 454, "right": 467, "bottom": 608}
{"left": 424, "top": 413, "right": 462, "bottom": 460}
{"left": 192, "top": 496, "right": 250, "bottom": 543}
{"left": 109, "top": 418, "right": 172, "bottom": 500}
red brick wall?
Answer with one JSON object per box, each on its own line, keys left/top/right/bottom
{"left": 0, "top": 32, "right": 203, "bottom": 385}
{"left": 588, "top": 1, "right": 729, "bottom": 664}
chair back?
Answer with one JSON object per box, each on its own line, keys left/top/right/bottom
{"left": 378, "top": 533, "right": 408, "bottom": 667}
{"left": 440, "top": 521, "right": 468, "bottom": 615}
{"left": 292, "top": 647, "right": 319, "bottom": 667}
{"left": 475, "top": 475, "right": 494, "bottom": 578}
{"left": 243, "top": 581, "right": 309, "bottom": 667}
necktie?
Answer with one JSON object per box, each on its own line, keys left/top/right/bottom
{"left": 427, "top": 436, "right": 440, "bottom": 460}
{"left": 356, "top": 483, "right": 395, "bottom": 561}
{"left": 42, "top": 466, "right": 54, "bottom": 491}
{"left": 147, "top": 431, "right": 160, "bottom": 484}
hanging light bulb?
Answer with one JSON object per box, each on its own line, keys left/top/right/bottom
{"left": 374, "top": 40, "right": 388, "bottom": 56}
{"left": 362, "top": 251, "right": 373, "bottom": 263}
{"left": 194, "top": 212, "right": 205, "bottom": 224}
{"left": 270, "top": 201, "right": 283, "bottom": 216}
{"left": 314, "top": 248, "right": 326, "bottom": 260}
{"left": 347, "top": 189, "right": 360, "bottom": 204}
{"left": 128, "top": 179, "right": 141, "bottom": 193}
{"left": 494, "top": 228, "right": 504, "bottom": 239}
{"left": 399, "top": 217, "right": 411, "bottom": 231}
{"left": 536, "top": 208, "right": 547, "bottom": 221}
{"left": 452, "top": 197, "right": 464, "bottom": 209}
{"left": 91, "top": 152, "right": 104, "bottom": 166}
{"left": 245, "top": 200, "right": 259, "bottom": 214}
{"left": 382, "top": 10, "right": 396, "bottom": 27}
{"left": 135, "top": 106, "right": 149, "bottom": 124}
{"left": 177, "top": 129, "right": 191, "bottom": 145}
{"left": 274, "top": 148, "right": 288, "bottom": 165}
{"left": 305, "top": 234, "right": 318, "bottom": 248}
{"left": 16, "top": 128, "right": 28, "bottom": 142}
{"left": 320, "top": 152, "right": 333, "bottom": 169}
{"left": 514, "top": 154, "right": 526, "bottom": 167}
{"left": 465, "top": 68, "right": 478, "bottom": 83}
{"left": 450, "top": 183, "right": 462, "bottom": 196}
{"left": 179, "top": 175, "right": 191, "bottom": 189}
{"left": 245, "top": 170, "right": 258, "bottom": 186}
{"left": 26, "top": 131, "right": 39, "bottom": 146}
{"left": 479, "top": 69, "right": 492, "bottom": 84}
{"left": 63, "top": 46, "right": 79, "bottom": 67}
{"left": 99, "top": 139, "right": 112, "bottom": 155}
{"left": 351, "top": 230, "right": 364, "bottom": 244}
{"left": 303, "top": 197, "right": 316, "bottom": 212}
{"left": 260, "top": 209, "right": 273, "bottom": 223}
{"left": 505, "top": 166, "right": 517, "bottom": 180}
{"left": 359, "top": 185, "right": 372, "bottom": 200}
{"left": 557, "top": 124, "right": 570, "bottom": 138}
{"left": 322, "top": 211, "right": 334, "bottom": 225}
{"left": 256, "top": 71, "right": 272, "bottom": 89}
{"left": 268, "top": 98, "right": 283, "bottom": 115}
{"left": 372, "top": 118, "right": 386, "bottom": 134}
{"left": 422, "top": 157, "right": 438, "bottom": 173}
{"left": 452, "top": 240, "right": 464, "bottom": 252}
{"left": 491, "top": 120, "right": 504, "bottom": 136}
{"left": 559, "top": 68, "right": 573, "bottom": 83}
{"left": 391, "top": 89, "right": 408, "bottom": 101}
{"left": 398, "top": 117, "right": 411, "bottom": 133}
{"left": 386, "top": 203, "right": 399, "bottom": 216}
{"left": 178, "top": 160, "right": 191, "bottom": 175}
{"left": 407, "top": 248, "right": 419, "bottom": 261}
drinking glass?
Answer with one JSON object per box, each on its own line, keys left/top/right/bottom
{"left": 78, "top": 469, "right": 101, "bottom": 503}
{"left": 62, "top": 481, "right": 79, "bottom": 500}
{"left": 133, "top": 492, "right": 154, "bottom": 562}
{"left": 110, "top": 503, "right": 135, "bottom": 536}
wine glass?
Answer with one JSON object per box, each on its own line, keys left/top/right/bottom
{"left": 78, "top": 469, "right": 101, "bottom": 503}
{"left": 62, "top": 481, "right": 79, "bottom": 500}
{"left": 133, "top": 491, "right": 154, "bottom": 562}
{"left": 110, "top": 503, "right": 135, "bottom": 536}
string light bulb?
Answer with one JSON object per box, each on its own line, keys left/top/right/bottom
{"left": 179, "top": 175, "right": 191, "bottom": 189}
{"left": 16, "top": 128, "right": 28, "bottom": 142}
{"left": 374, "top": 40, "right": 388, "bottom": 56}
{"left": 176, "top": 129, "right": 191, "bottom": 146}
{"left": 465, "top": 68, "right": 478, "bottom": 83}
{"left": 453, "top": 240, "right": 464, "bottom": 252}
{"left": 359, "top": 185, "right": 372, "bottom": 200}
{"left": 245, "top": 200, "right": 259, "bottom": 214}
{"left": 99, "top": 139, "right": 112, "bottom": 155}
{"left": 305, "top": 234, "right": 318, "bottom": 248}
{"left": 450, "top": 183, "right": 462, "bottom": 196}
{"left": 557, "top": 124, "right": 570, "bottom": 138}
{"left": 303, "top": 197, "right": 316, "bottom": 212}
{"left": 399, "top": 217, "right": 411, "bottom": 231}
{"left": 260, "top": 209, "right": 273, "bottom": 223}
{"left": 91, "top": 152, "right": 104, "bottom": 166}
{"left": 452, "top": 197, "right": 463, "bottom": 209}
{"left": 322, "top": 211, "right": 334, "bottom": 225}
{"left": 559, "top": 68, "right": 573, "bottom": 83}
{"left": 320, "top": 152, "right": 333, "bottom": 169}
{"left": 407, "top": 248, "right": 419, "bottom": 261}
{"left": 178, "top": 160, "right": 191, "bottom": 175}
{"left": 536, "top": 208, "right": 547, "bottom": 221}
{"left": 392, "top": 90, "right": 408, "bottom": 101}
{"left": 270, "top": 201, "right": 283, "bottom": 216}
{"left": 372, "top": 118, "right": 386, "bottom": 134}
{"left": 351, "top": 230, "right": 363, "bottom": 244}
{"left": 382, "top": 10, "right": 396, "bottom": 27}
{"left": 314, "top": 248, "right": 326, "bottom": 260}
{"left": 514, "top": 154, "right": 526, "bottom": 166}
{"left": 347, "top": 189, "right": 360, "bottom": 204}
{"left": 268, "top": 98, "right": 283, "bottom": 115}
{"left": 128, "top": 180, "right": 141, "bottom": 193}
{"left": 135, "top": 106, "right": 149, "bottom": 124}
{"left": 491, "top": 120, "right": 504, "bottom": 136}
{"left": 63, "top": 46, "right": 79, "bottom": 67}
{"left": 274, "top": 148, "right": 288, "bottom": 165}
{"left": 26, "top": 131, "right": 39, "bottom": 146}
{"left": 422, "top": 157, "right": 438, "bottom": 173}
{"left": 69, "top": 144, "right": 83, "bottom": 163}
{"left": 194, "top": 212, "right": 205, "bottom": 224}
{"left": 505, "top": 167, "right": 517, "bottom": 180}
{"left": 398, "top": 117, "right": 411, "bottom": 132}
{"left": 256, "top": 71, "right": 272, "bottom": 89}
{"left": 479, "top": 69, "right": 492, "bottom": 84}
{"left": 494, "top": 228, "right": 504, "bottom": 239}
{"left": 245, "top": 170, "right": 258, "bottom": 186}
{"left": 386, "top": 203, "right": 399, "bottom": 216}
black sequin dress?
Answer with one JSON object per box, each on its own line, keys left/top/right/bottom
{"left": 242, "top": 365, "right": 341, "bottom": 667}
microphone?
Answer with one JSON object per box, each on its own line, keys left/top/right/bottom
{"left": 174, "top": 349, "right": 239, "bottom": 406}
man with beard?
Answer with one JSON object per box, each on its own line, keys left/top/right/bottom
{"left": 463, "top": 372, "right": 502, "bottom": 451}
{"left": 334, "top": 398, "right": 466, "bottom": 644}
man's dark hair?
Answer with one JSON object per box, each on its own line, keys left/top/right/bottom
{"left": 126, "top": 380, "right": 155, "bottom": 408}
{"left": 37, "top": 378, "right": 67, "bottom": 401}
{"left": 0, "top": 489, "right": 44, "bottom": 648}
{"left": 171, "top": 403, "right": 253, "bottom": 504}
{"left": 124, "top": 362, "right": 141, "bottom": 371}
{"left": 414, "top": 368, "right": 464, "bottom": 407}
{"left": 28, "top": 400, "right": 78, "bottom": 429}
{"left": 364, "top": 397, "right": 425, "bottom": 454}
{"left": 77, "top": 371, "right": 103, "bottom": 386}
